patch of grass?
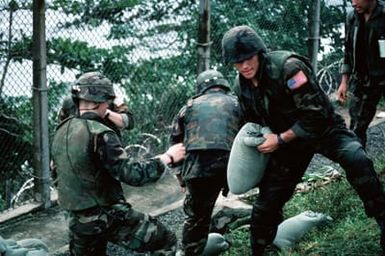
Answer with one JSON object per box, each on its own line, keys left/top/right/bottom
{"left": 223, "top": 226, "right": 251, "bottom": 256}
{"left": 222, "top": 161, "right": 385, "bottom": 256}
{"left": 378, "top": 98, "right": 385, "bottom": 109}
{"left": 374, "top": 156, "right": 385, "bottom": 174}
{"left": 0, "top": 192, "right": 5, "bottom": 212}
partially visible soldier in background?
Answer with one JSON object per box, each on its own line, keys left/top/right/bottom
{"left": 336, "top": 0, "right": 385, "bottom": 147}
{"left": 222, "top": 25, "right": 385, "bottom": 256}
{"left": 170, "top": 70, "right": 242, "bottom": 256}
{"left": 57, "top": 82, "right": 134, "bottom": 137}
{"left": 51, "top": 71, "right": 186, "bottom": 256}
{"left": 51, "top": 74, "right": 135, "bottom": 185}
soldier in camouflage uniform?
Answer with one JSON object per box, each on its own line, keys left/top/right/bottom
{"left": 221, "top": 25, "right": 385, "bottom": 255}
{"left": 336, "top": 0, "right": 385, "bottom": 147}
{"left": 51, "top": 83, "right": 134, "bottom": 184}
{"left": 51, "top": 72, "right": 186, "bottom": 256}
{"left": 170, "top": 70, "right": 242, "bottom": 256}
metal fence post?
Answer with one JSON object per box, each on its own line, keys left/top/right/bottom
{"left": 197, "top": 0, "right": 211, "bottom": 76}
{"left": 32, "top": 0, "right": 51, "bottom": 209}
{"left": 308, "top": 0, "right": 321, "bottom": 73}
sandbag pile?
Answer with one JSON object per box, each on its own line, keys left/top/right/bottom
{"left": 0, "top": 236, "right": 48, "bottom": 256}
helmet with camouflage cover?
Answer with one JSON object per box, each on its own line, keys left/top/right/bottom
{"left": 222, "top": 25, "right": 267, "bottom": 64}
{"left": 71, "top": 72, "right": 115, "bottom": 104}
{"left": 196, "top": 69, "right": 230, "bottom": 94}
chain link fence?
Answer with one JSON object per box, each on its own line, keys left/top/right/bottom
{"left": 0, "top": 0, "right": 349, "bottom": 212}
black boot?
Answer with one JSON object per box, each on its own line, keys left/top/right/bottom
{"left": 251, "top": 245, "right": 266, "bottom": 256}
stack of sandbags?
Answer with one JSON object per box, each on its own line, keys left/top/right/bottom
{"left": 0, "top": 236, "right": 48, "bottom": 256}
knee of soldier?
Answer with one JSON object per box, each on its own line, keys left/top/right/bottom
{"left": 339, "top": 140, "right": 371, "bottom": 168}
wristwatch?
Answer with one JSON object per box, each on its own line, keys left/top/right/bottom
{"left": 277, "top": 134, "right": 285, "bottom": 146}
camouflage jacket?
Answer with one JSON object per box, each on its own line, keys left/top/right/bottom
{"left": 170, "top": 88, "right": 242, "bottom": 180}
{"left": 340, "top": 0, "right": 385, "bottom": 78}
{"left": 234, "top": 50, "right": 346, "bottom": 140}
{"left": 51, "top": 112, "right": 165, "bottom": 211}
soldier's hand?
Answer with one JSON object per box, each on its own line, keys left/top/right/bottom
{"left": 114, "top": 103, "right": 129, "bottom": 113}
{"left": 163, "top": 143, "right": 186, "bottom": 165}
{"left": 257, "top": 133, "right": 279, "bottom": 153}
{"left": 336, "top": 82, "right": 348, "bottom": 103}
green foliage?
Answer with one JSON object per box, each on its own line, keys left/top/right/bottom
{"left": 378, "top": 98, "right": 385, "bottom": 109}
{"left": 223, "top": 226, "right": 251, "bottom": 256}
{"left": 0, "top": 97, "right": 33, "bottom": 209}
{"left": 0, "top": 197, "right": 4, "bottom": 211}
{"left": 50, "top": 0, "right": 140, "bottom": 27}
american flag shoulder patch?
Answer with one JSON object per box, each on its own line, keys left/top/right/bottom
{"left": 287, "top": 70, "right": 308, "bottom": 90}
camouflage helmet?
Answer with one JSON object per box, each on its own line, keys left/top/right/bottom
{"left": 221, "top": 25, "right": 267, "bottom": 64}
{"left": 71, "top": 72, "right": 115, "bottom": 103}
{"left": 196, "top": 69, "right": 230, "bottom": 94}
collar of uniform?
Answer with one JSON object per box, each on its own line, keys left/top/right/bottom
{"left": 371, "top": 0, "right": 385, "bottom": 19}
{"left": 79, "top": 112, "right": 104, "bottom": 123}
{"left": 205, "top": 87, "right": 227, "bottom": 94}
{"left": 238, "top": 75, "right": 260, "bottom": 97}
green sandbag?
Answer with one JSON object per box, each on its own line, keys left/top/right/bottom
{"left": 0, "top": 236, "right": 7, "bottom": 254}
{"left": 0, "top": 236, "right": 48, "bottom": 256}
{"left": 202, "top": 233, "right": 230, "bottom": 256}
{"left": 16, "top": 239, "right": 48, "bottom": 252}
{"left": 272, "top": 210, "right": 333, "bottom": 250}
{"left": 4, "top": 247, "right": 28, "bottom": 256}
{"left": 227, "top": 122, "right": 271, "bottom": 195}
{"left": 26, "top": 249, "right": 48, "bottom": 256}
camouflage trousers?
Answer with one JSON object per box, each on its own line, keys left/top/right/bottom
{"left": 68, "top": 202, "right": 177, "bottom": 256}
{"left": 348, "top": 76, "right": 385, "bottom": 147}
{"left": 250, "top": 127, "right": 385, "bottom": 255}
{"left": 181, "top": 174, "right": 226, "bottom": 256}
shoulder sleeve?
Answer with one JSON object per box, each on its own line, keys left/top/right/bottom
{"left": 340, "top": 11, "right": 354, "bottom": 74}
{"left": 113, "top": 104, "right": 135, "bottom": 130}
{"left": 169, "top": 105, "right": 187, "bottom": 145}
{"left": 283, "top": 58, "right": 334, "bottom": 139}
